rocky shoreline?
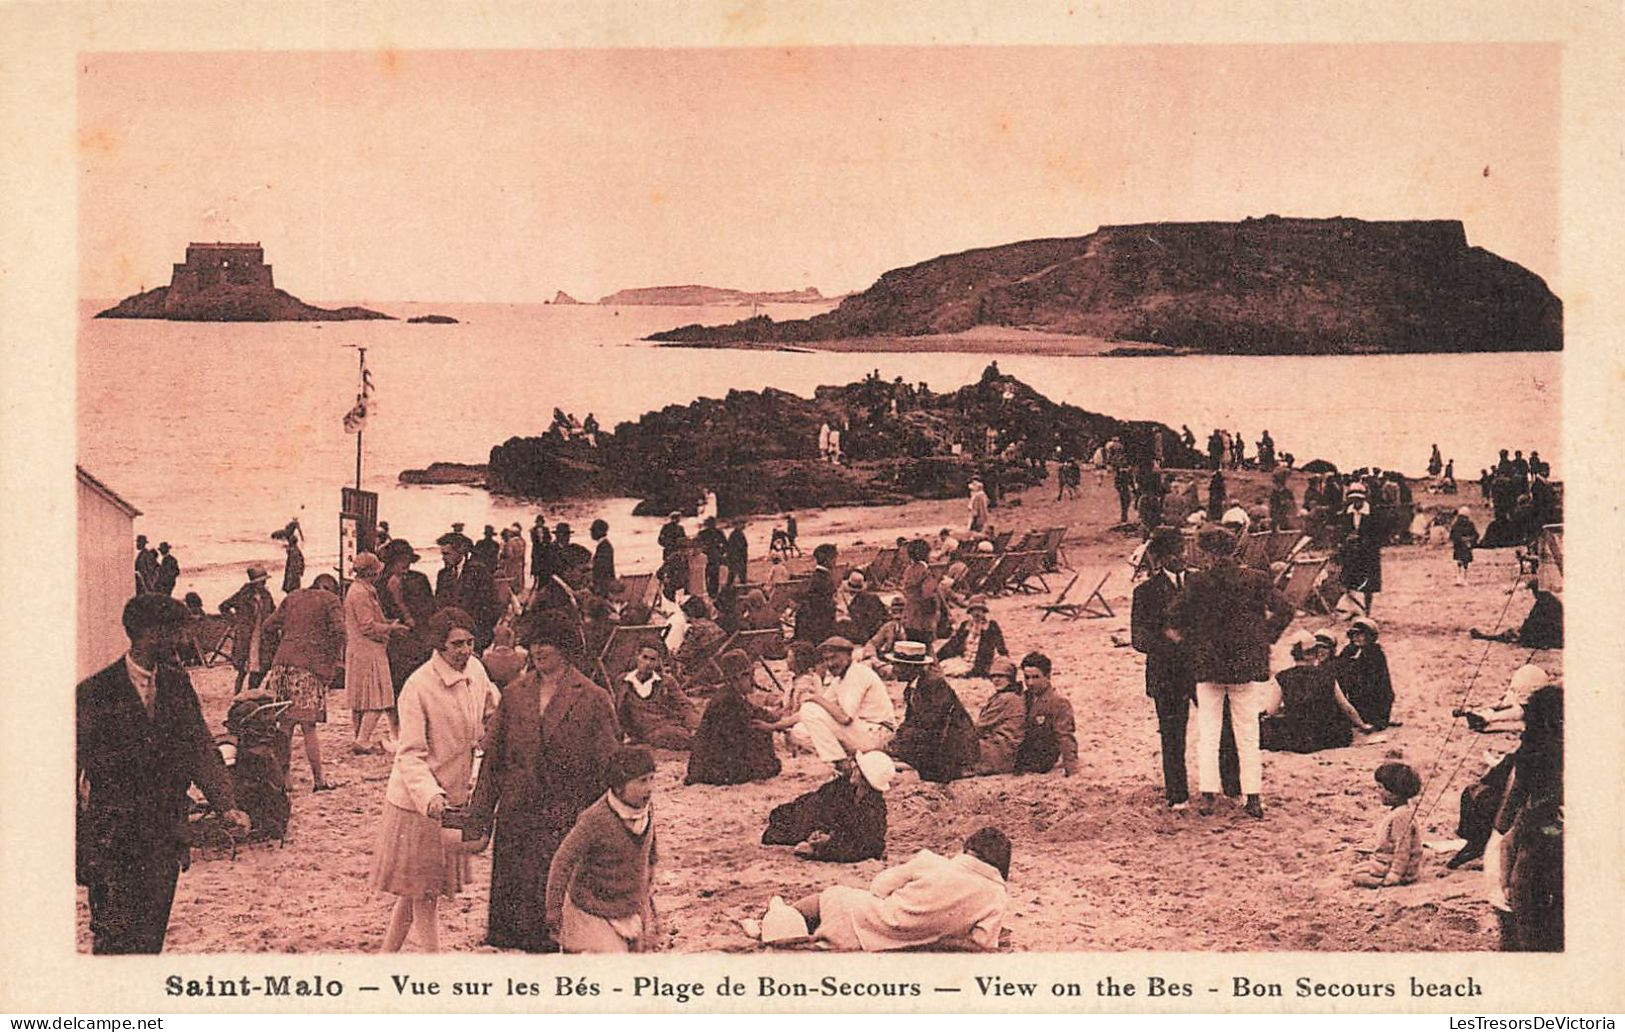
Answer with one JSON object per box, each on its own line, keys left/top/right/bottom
{"left": 466, "top": 366, "right": 1199, "bottom": 516}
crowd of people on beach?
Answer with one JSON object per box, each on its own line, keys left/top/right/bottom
{"left": 80, "top": 430, "right": 1563, "bottom": 957}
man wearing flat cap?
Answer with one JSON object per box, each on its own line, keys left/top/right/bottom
{"left": 788, "top": 637, "right": 896, "bottom": 769}
{"left": 1171, "top": 525, "right": 1292, "bottom": 819}
{"left": 78, "top": 595, "right": 251, "bottom": 953}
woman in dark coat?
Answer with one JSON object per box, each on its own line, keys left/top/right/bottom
{"left": 685, "top": 649, "right": 781, "bottom": 786}
{"left": 1260, "top": 632, "right": 1368, "bottom": 753}
{"left": 379, "top": 540, "right": 437, "bottom": 703}
{"left": 761, "top": 754, "right": 889, "bottom": 862}
{"left": 219, "top": 566, "right": 277, "bottom": 694}
{"left": 885, "top": 668, "right": 980, "bottom": 783}
{"left": 1336, "top": 616, "right": 1395, "bottom": 730}
{"left": 1489, "top": 683, "right": 1563, "bottom": 952}
{"left": 794, "top": 544, "right": 839, "bottom": 646}
{"left": 1337, "top": 486, "right": 1383, "bottom": 613}
{"left": 470, "top": 611, "right": 620, "bottom": 953}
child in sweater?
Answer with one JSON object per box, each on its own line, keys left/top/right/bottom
{"left": 1352, "top": 762, "right": 1424, "bottom": 888}
{"left": 545, "top": 745, "right": 659, "bottom": 952}
{"left": 1448, "top": 506, "right": 1480, "bottom": 586}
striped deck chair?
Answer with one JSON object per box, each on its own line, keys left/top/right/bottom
{"left": 597, "top": 623, "right": 671, "bottom": 706}
{"left": 1279, "top": 556, "right": 1336, "bottom": 617}
{"left": 1004, "top": 551, "right": 1052, "bottom": 595}
{"left": 1038, "top": 569, "right": 1113, "bottom": 620}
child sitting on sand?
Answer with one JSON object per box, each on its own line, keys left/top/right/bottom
{"left": 1352, "top": 762, "right": 1424, "bottom": 889}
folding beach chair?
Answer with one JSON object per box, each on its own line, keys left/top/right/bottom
{"left": 767, "top": 577, "right": 809, "bottom": 615}
{"left": 1267, "top": 531, "right": 1309, "bottom": 565}
{"left": 1237, "top": 532, "right": 1273, "bottom": 570}
{"left": 865, "top": 547, "right": 900, "bottom": 587}
{"left": 597, "top": 624, "right": 670, "bottom": 706}
{"left": 1004, "top": 551, "right": 1051, "bottom": 595}
{"left": 614, "top": 572, "right": 655, "bottom": 609}
{"left": 1279, "top": 556, "right": 1336, "bottom": 617}
{"left": 959, "top": 553, "right": 998, "bottom": 594}
{"left": 1038, "top": 569, "right": 1113, "bottom": 620}
{"left": 990, "top": 530, "right": 1015, "bottom": 553}
{"left": 1038, "top": 527, "right": 1071, "bottom": 571}
{"left": 1010, "top": 530, "right": 1045, "bottom": 553}
{"left": 187, "top": 614, "right": 232, "bottom": 668}
{"left": 976, "top": 553, "right": 1025, "bottom": 596}
{"left": 729, "top": 627, "right": 787, "bottom": 663}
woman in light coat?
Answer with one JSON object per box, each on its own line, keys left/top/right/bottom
{"left": 345, "top": 552, "right": 405, "bottom": 754}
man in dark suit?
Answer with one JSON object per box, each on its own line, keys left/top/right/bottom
{"left": 1171, "top": 526, "right": 1293, "bottom": 819}
{"left": 1131, "top": 530, "right": 1241, "bottom": 809}
{"left": 77, "top": 595, "right": 250, "bottom": 954}
{"left": 435, "top": 534, "right": 502, "bottom": 652}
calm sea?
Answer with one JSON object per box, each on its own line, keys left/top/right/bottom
{"left": 78, "top": 300, "right": 1559, "bottom": 605}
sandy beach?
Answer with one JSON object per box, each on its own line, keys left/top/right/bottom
{"left": 77, "top": 469, "right": 1549, "bottom": 953}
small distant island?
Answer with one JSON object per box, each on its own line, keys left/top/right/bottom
{"left": 548, "top": 291, "right": 581, "bottom": 305}
{"left": 469, "top": 364, "right": 1197, "bottom": 516}
{"left": 406, "top": 314, "right": 459, "bottom": 324}
{"left": 599, "top": 285, "right": 826, "bottom": 306}
{"left": 95, "top": 243, "right": 394, "bottom": 322}
{"left": 649, "top": 217, "right": 1562, "bottom": 355}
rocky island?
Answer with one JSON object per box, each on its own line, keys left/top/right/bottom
{"left": 478, "top": 365, "right": 1196, "bottom": 516}
{"left": 600, "top": 284, "right": 826, "bottom": 306}
{"left": 95, "top": 243, "right": 394, "bottom": 322}
{"left": 649, "top": 217, "right": 1562, "bottom": 355}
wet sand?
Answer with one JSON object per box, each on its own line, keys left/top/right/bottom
{"left": 77, "top": 470, "right": 1546, "bottom": 953}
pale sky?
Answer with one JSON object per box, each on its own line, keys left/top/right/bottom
{"left": 79, "top": 44, "right": 1560, "bottom": 303}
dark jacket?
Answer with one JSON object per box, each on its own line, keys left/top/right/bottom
{"left": 1260, "top": 665, "right": 1353, "bottom": 754}
{"left": 685, "top": 689, "right": 781, "bottom": 786}
{"left": 794, "top": 566, "right": 838, "bottom": 645}
{"left": 887, "top": 675, "right": 980, "bottom": 783}
{"left": 1171, "top": 558, "right": 1292, "bottom": 683}
{"left": 218, "top": 582, "right": 276, "bottom": 670}
{"left": 1336, "top": 642, "right": 1394, "bottom": 729}
{"left": 935, "top": 619, "right": 1008, "bottom": 678}
{"left": 263, "top": 587, "right": 345, "bottom": 681}
{"left": 435, "top": 559, "right": 503, "bottom": 643}
{"left": 1017, "top": 688, "right": 1078, "bottom": 776}
{"left": 761, "top": 776, "right": 886, "bottom": 862}
{"left": 592, "top": 539, "right": 616, "bottom": 597}
{"left": 1518, "top": 591, "right": 1564, "bottom": 650}
{"left": 847, "top": 591, "right": 890, "bottom": 645}
{"left": 77, "top": 660, "right": 238, "bottom": 877}
{"left": 471, "top": 666, "right": 620, "bottom": 952}
{"left": 1131, "top": 572, "right": 1196, "bottom": 703}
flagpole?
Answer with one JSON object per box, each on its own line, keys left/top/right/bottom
{"left": 355, "top": 347, "right": 366, "bottom": 490}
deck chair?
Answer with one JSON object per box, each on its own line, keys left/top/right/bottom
{"left": 976, "top": 553, "right": 1025, "bottom": 596}
{"left": 729, "top": 627, "right": 787, "bottom": 663}
{"left": 597, "top": 624, "right": 670, "bottom": 705}
{"left": 990, "top": 530, "right": 1014, "bottom": 553}
{"left": 1037, "top": 527, "right": 1071, "bottom": 571}
{"left": 614, "top": 572, "right": 655, "bottom": 609}
{"left": 865, "top": 547, "right": 900, "bottom": 586}
{"left": 1038, "top": 569, "right": 1113, "bottom": 620}
{"left": 1267, "top": 531, "right": 1309, "bottom": 565}
{"left": 186, "top": 614, "right": 232, "bottom": 668}
{"left": 1010, "top": 530, "right": 1045, "bottom": 553}
{"left": 959, "top": 554, "right": 998, "bottom": 593}
{"left": 1280, "top": 556, "right": 1336, "bottom": 617}
{"left": 1237, "top": 531, "right": 1273, "bottom": 570}
{"left": 1004, "top": 551, "right": 1051, "bottom": 595}
{"left": 767, "top": 577, "right": 809, "bottom": 614}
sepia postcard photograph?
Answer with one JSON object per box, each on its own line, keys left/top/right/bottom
{"left": 4, "top": 0, "right": 1624, "bottom": 1018}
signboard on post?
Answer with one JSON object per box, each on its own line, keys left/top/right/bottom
{"left": 338, "top": 487, "right": 379, "bottom": 584}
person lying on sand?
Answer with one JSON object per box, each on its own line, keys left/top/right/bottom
{"left": 1470, "top": 580, "right": 1563, "bottom": 651}
{"left": 761, "top": 751, "right": 891, "bottom": 863}
{"left": 757, "top": 827, "right": 1011, "bottom": 952}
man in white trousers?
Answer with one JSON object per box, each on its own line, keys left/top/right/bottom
{"left": 1171, "top": 526, "right": 1293, "bottom": 819}
{"left": 790, "top": 637, "right": 897, "bottom": 771}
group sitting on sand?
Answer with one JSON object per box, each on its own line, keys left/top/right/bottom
{"left": 87, "top": 434, "right": 1562, "bottom": 957}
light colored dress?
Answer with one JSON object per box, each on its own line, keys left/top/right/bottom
{"left": 344, "top": 579, "right": 396, "bottom": 712}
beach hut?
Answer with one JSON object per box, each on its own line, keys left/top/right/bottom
{"left": 77, "top": 466, "right": 141, "bottom": 680}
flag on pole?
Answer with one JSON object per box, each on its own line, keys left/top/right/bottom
{"left": 342, "top": 364, "right": 376, "bottom": 433}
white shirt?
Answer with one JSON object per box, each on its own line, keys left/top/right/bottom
{"left": 822, "top": 661, "right": 896, "bottom": 727}
{"left": 623, "top": 669, "right": 663, "bottom": 701}
{"left": 125, "top": 653, "right": 156, "bottom": 715}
